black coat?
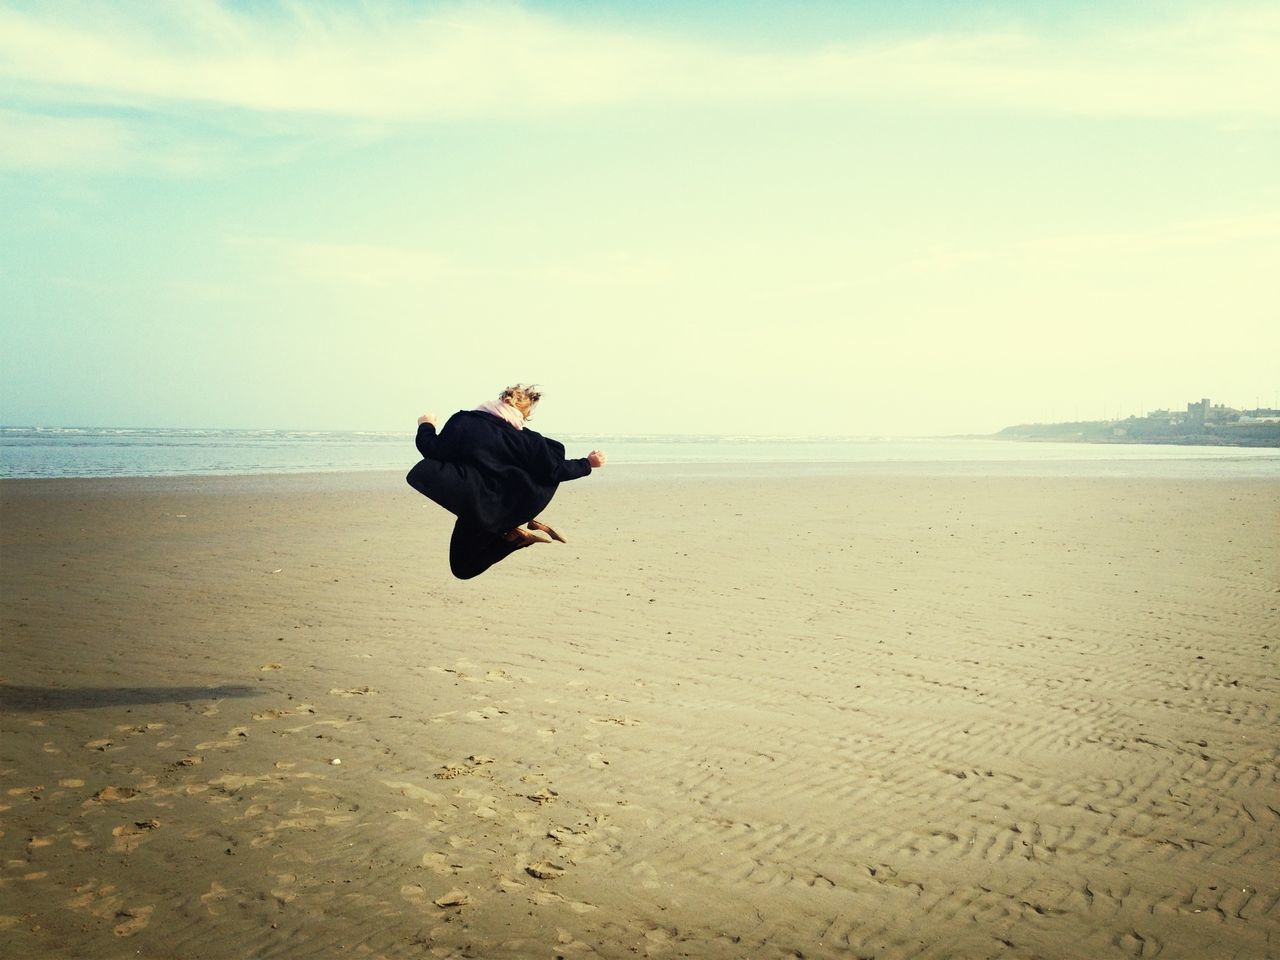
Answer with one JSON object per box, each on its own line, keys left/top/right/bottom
{"left": 406, "top": 410, "right": 592, "bottom": 534}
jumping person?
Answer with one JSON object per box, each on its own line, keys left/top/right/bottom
{"left": 406, "top": 384, "right": 607, "bottom": 579}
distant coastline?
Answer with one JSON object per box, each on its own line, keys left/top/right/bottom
{"left": 998, "top": 397, "right": 1280, "bottom": 448}
{"left": 5, "top": 426, "right": 1279, "bottom": 480}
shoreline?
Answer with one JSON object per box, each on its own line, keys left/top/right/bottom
{"left": 5, "top": 435, "right": 1280, "bottom": 486}
{"left": 4, "top": 444, "right": 1280, "bottom": 489}
{"left": 997, "top": 434, "right": 1280, "bottom": 448}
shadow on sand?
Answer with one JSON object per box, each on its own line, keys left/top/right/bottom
{"left": 0, "top": 684, "right": 262, "bottom": 712}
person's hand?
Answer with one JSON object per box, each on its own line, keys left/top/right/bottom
{"left": 418, "top": 413, "right": 438, "bottom": 428}
{"left": 588, "top": 450, "right": 607, "bottom": 469}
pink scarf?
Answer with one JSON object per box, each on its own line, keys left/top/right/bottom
{"left": 474, "top": 399, "right": 525, "bottom": 430}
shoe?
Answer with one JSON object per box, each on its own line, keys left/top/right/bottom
{"left": 527, "top": 519, "right": 566, "bottom": 543}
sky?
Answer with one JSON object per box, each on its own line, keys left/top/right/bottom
{"left": 1, "top": 0, "right": 1277, "bottom": 437}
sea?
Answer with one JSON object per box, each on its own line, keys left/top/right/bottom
{"left": 3, "top": 426, "right": 1279, "bottom": 481}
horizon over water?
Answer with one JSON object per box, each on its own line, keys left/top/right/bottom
{"left": 2, "top": 425, "right": 1279, "bottom": 480}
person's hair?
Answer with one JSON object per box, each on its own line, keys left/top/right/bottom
{"left": 499, "top": 383, "right": 541, "bottom": 419}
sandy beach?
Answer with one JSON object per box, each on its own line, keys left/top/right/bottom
{"left": 1, "top": 468, "right": 1277, "bottom": 959}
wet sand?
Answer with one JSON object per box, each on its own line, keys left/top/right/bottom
{"left": 1, "top": 469, "right": 1278, "bottom": 959}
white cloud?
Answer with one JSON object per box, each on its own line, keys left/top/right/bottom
{"left": 0, "top": 1, "right": 1277, "bottom": 124}
{"left": 228, "top": 236, "right": 460, "bottom": 288}
{"left": 226, "top": 235, "right": 677, "bottom": 297}
{"left": 0, "top": 107, "right": 134, "bottom": 170}
{"left": 0, "top": 105, "right": 287, "bottom": 174}
{"left": 1020, "top": 212, "right": 1280, "bottom": 259}
{"left": 861, "top": 212, "right": 1279, "bottom": 292}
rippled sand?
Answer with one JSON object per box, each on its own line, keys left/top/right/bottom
{"left": 2, "top": 470, "right": 1277, "bottom": 959}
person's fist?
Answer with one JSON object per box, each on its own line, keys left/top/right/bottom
{"left": 588, "top": 450, "right": 607, "bottom": 469}
{"left": 418, "top": 413, "right": 438, "bottom": 427}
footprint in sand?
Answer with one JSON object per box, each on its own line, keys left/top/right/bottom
{"left": 434, "top": 756, "right": 494, "bottom": 780}
{"left": 66, "top": 881, "right": 117, "bottom": 912}
{"left": 200, "top": 880, "right": 233, "bottom": 916}
{"left": 525, "top": 887, "right": 595, "bottom": 914}
{"left": 525, "top": 860, "right": 567, "bottom": 880}
{"left": 329, "top": 687, "right": 376, "bottom": 697}
{"left": 271, "top": 874, "right": 298, "bottom": 905}
{"left": 195, "top": 726, "right": 250, "bottom": 750}
{"left": 547, "top": 825, "right": 590, "bottom": 849}
{"left": 402, "top": 884, "right": 472, "bottom": 909}
{"left": 381, "top": 781, "right": 446, "bottom": 806}
{"left": 400, "top": 883, "right": 430, "bottom": 906}
{"left": 429, "top": 664, "right": 483, "bottom": 683}
{"left": 65, "top": 881, "right": 154, "bottom": 937}
{"left": 253, "top": 707, "right": 297, "bottom": 720}
{"left": 87, "top": 786, "right": 140, "bottom": 804}
{"left": 553, "top": 927, "right": 596, "bottom": 952}
{"left": 113, "top": 905, "right": 154, "bottom": 937}
{"left": 115, "top": 722, "right": 166, "bottom": 735}
{"left": 434, "top": 764, "right": 474, "bottom": 780}
{"left": 209, "top": 773, "right": 274, "bottom": 792}
{"left": 111, "top": 820, "right": 160, "bottom": 854}
{"left": 420, "top": 851, "right": 467, "bottom": 875}
{"left": 631, "top": 861, "right": 663, "bottom": 891}
{"left": 433, "top": 888, "right": 472, "bottom": 908}
{"left": 499, "top": 875, "right": 528, "bottom": 894}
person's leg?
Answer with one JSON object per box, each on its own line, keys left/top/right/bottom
{"left": 448, "top": 517, "right": 529, "bottom": 580}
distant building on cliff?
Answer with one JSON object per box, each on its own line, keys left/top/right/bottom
{"left": 999, "top": 397, "right": 1279, "bottom": 446}
{"left": 1184, "top": 398, "right": 1240, "bottom": 428}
